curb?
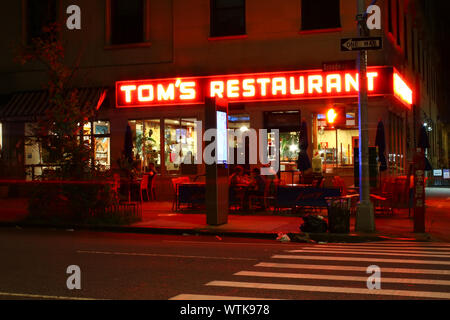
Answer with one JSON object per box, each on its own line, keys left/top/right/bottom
{"left": 0, "top": 221, "right": 434, "bottom": 243}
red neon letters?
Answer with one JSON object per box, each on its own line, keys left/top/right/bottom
{"left": 116, "top": 67, "right": 407, "bottom": 108}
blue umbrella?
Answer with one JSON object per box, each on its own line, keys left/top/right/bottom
{"left": 418, "top": 125, "right": 432, "bottom": 171}
{"left": 297, "top": 121, "right": 311, "bottom": 171}
{"left": 375, "top": 120, "right": 387, "bottom": 172}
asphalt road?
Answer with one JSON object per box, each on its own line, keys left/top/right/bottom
{"left": 0, "top": 228, "right": 449, "bottom": 301}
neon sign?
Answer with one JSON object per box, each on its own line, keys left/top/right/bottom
{"left": 116, "top": 67, "right": 409, "bottom": 108}
{"left": 393, "top": 72, "right": 413, "bottom": 107}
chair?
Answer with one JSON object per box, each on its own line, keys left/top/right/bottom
{"left": 140, "top": 174, "right": 150, "bottom": 202}
{"left": 263, "top": 178, "right": 279, "bottom": 212}
{"left": 333, "top": 176, "right": 348, "bottom": 196}
{"left": 370, "top": 177, "right": 394, "bottom": 215}
{"left": 147, "top": 173, "right": 156, "bottom": 200}
{"left": 229, "top": 186, "right": 242, "bottom": 211}
{"left": 171, "top": 178, "right": 181, "bottom": 211}
{"left": 248, "top": 179, "right": 272, "bottom": 212}
{"left": 171, "top": 177, "right": 190, "bottom": 211}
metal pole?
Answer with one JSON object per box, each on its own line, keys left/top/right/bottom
{"left": 355, "top": 0, "right": 375, "bottom": 232}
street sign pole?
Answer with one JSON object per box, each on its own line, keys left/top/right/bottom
{"left": 355, "top": 0, "right": 375, "bottom": 232}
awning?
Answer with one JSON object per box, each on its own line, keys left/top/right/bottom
{"left": 0, "top": 87, "right": 108, "bottom": 121}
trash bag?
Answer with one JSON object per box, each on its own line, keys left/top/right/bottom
{"left": 276, "top": 232, "right": 291, "bottom": 242}
{"left": 300, "top": 215, "right": 328, "bottom": 233}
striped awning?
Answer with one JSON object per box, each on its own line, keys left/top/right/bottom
{"left": 0, "top": 87, "right": 108, "bottom": 121}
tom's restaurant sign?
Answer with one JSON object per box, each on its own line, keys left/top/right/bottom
{"left": 116, "top": 66, "right": 412, "bottom": 108}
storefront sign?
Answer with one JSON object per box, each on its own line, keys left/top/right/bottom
{"left": 116, "top": 66, "right": 411, "bottom": 108}
{"left": 393, "top": 72, "right": 413, "bottom": 107}
{"left": 444, "top": 169, "right": 450, "bottom": 180}
{"left": 433, "top": 169, "right": 443, "bottom": 177}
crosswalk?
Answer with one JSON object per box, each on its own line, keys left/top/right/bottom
{"left": 169, "top": 241, "right": 450, "bottom": 300}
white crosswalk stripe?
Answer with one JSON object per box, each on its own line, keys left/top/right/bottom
{"left": 287, "top": 249, "right": 450, "bottom": 258}
{"left": 271, "top": 254, "right": 450, "bottom": 265}
{"left": 255, "top": 262, "right": 450, "bottom": 275}
{"left": 205, "top": 280, "right": 450, "bottom": 299}
{"left": 233, "top": 271, "right": 450, "bottom": 286}
{"left": 170, "top": 241, "right": 450, "bottom": 300}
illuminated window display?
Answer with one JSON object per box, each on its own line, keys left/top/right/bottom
{"left": 128, "top": 119, "right": 161, "bottom": 171}
{"left": 316, "top": 112, "right": 359, "bottom": 166}
{"left": 83, "top": 121, "right": 111, "bottom": 169}
{"left": 164, "top": 118, "right": 197, "bottom": 174}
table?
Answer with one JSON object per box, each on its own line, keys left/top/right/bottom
{"left": 120, "top": 178, "right": 142, "bottom": 202}
{"left": 177, "top": 182, "right": 206, "bottom": 209}
{"left": 274, "top": 185, "right": 341, "bottom": 212}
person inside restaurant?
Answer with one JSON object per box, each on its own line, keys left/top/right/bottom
{"left": 243, "top": 168, "right": 266, "bottom": 211}
{"left": 229, "top": 166, "right": 248, "bottom": 210}
{"left": 229, "top": 165, "right": 247, "bottom": 186}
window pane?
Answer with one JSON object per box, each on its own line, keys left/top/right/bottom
{"left": 280, "top": 132, "right": 300, "bottom": 162}
{"left": 301, "top": 0, "right": 340, "bottom": 30}
{"left": 164, "top": 118, "right": 197, "bottom": 174}
{"left": 129, "top": 120, "right": 161, "bottom": 172}
{"left": 94, "top": 121, "right": 110, "bottom": 135}
{"left": 26, "top": 0, "right": 57, "bottom": 44}
{"left": 211, "top": 0, "right": 245, "bottom": 37}
{"left": 111, "top": 0, "right": 144, "bottom": 44}
{"left": 94, "top": 137, "right": 110, "bottom": 168}
{"left": 143, "top": 120, "right": 161, "bottom": 170}
{"left": 93, "top": 121, "right": 111, "bottom": 168}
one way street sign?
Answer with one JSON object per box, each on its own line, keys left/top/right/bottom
{"left": 341, "top": 37, "right": 383, "bottom": 51}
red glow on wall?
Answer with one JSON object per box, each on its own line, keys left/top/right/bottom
{"left": 116, "top": 67, "right": 400, "bottom": 108}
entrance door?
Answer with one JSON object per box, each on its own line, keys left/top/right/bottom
{"left": 264, "top": 111, "right": 301, "bottom": 182}
{"left": 352, "top": 136, "right": 359, "bottom": 165}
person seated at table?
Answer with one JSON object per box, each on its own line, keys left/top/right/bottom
{"left": 243, "top": 168, "right": 266, "bottom": 210}
{"left": 147, "top": 162, "right": 157, "bottom": 177}
{"left": 146, "top": 163, "right": 158, "bottom": 195}
{"left": 249, "top": 168, "right": 266, "bottom": 195}
{"left": 229, "top": 166, "right": 247, "bottom": 209}
{"left": 230, "top": 165, "right": 247, "bottom": 186}
{"left": 261, "top": 163, "right": 278, "bottom": 194}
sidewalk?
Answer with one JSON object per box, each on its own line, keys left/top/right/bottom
{"left": 1, "top": 187, "right": 449, "bottom": 242}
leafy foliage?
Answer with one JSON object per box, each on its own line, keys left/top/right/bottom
{"left": 16, "top": 23, "right": 95, "bottom": 180}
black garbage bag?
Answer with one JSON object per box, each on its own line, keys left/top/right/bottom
{"left": 300, "top": 215, "right": 328, "bottom": 233}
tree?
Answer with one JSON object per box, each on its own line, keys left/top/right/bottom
{"left": 16, "top": 23, "right": 95, "bottom": 180}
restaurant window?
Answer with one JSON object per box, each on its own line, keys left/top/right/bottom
{"left": 25, "top": 0, "right": 57, "bottom": 45}
{"left": 316, "top": 112, "right": 359, "bottom": 167}
{"left": 210, "top": 0, "right": 246, "bottom": 37}
{"left": 164, "top": 118, "right": 198, "bottom": 174}
{"left": 109, "top": 0, "right": 146, "bottom": 45}
{"left": 388, "top": 0, "right": 393, "bottom": 34}
{"left": 264, "top": 111, "right": 301, "bottom": 180}
{"left": 128, "top": 119, "right": 161, "bottom": 172}
{"left": 228, "top": 114, "right": 251, "bottom": 171}
{"left": 301, "top": 0, "right": 340, "bottom": 31}
{"left": 24, "top": 123, "right": 56, "bottom": 180}
{"left": 82, "top": 121, "right": 111, "bottom": 169}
